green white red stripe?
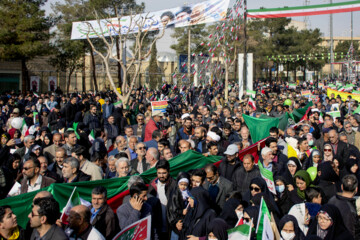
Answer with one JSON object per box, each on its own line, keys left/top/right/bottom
{"left": 247, "top": 0, "right": 360, "bottom": 18}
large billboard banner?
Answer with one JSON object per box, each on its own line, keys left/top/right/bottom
{"left": 71, "top": 0, "right": 229, "bottom": 40}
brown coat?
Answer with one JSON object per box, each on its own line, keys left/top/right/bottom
{"left": 20, "top": 175, "right": 56, "bottom": 194}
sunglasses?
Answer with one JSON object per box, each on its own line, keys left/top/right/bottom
{"left": 250, "top": 187, "right": 261, "bottom": 192}
{"left": 23, "top": 166, "right": 35, "bottom": 171}
{"left": 324, "top": 149, "right": 332, "bottom": 152}
{"left": 137, "top": 147, "right": 146, "bottom": 150}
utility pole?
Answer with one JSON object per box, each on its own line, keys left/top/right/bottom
{"left": 330, "top": 0, "right": 334, "bottom": 79}
{"left": 351, "top": 11, "right": 353, "bottom": 42}
{"left": 243, "top": 0, "right": 247, "bottom": 92}
{"left": 188, "top": 27, "right": 191, "bottom": 83}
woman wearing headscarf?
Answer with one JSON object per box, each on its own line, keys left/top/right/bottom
{"left": 306, "top": 204, "right": 354, "bottom": 240}
{"left": 219, "top": 198, "right": 242, "bottom": 228}
{"left": 282, "top": 157, "right": 301, "bottom": 187}
{"left": 317, "top": 161, "right": 340, "bottom": 201}
{"left": 275, "top": 176, "right": 302, "bottom": 217}
{"left": 243, "top": 206, "right": 259, "bottom": 240}
{"left": 243, "top": 177, "right": 268, "bottom": 204}
{"left": 180, "top": 187, "right": 216, "bottom": 240}
{"left": 289, "top": 203, "right": 311, "bottom": 236}
{"left": 167, "top": 172, "right": 192, "bottom": 239}
{"left": 322, "top": 144, "right": 335, "bottom": 162}
{"left": 279, "top": 215, "right": 305, "bottom": 240}
{"left": 251, "top": 192, "right": 281, "bottom": 223}
{"left": 41, "top": 133, "right": 53, "bottom": 149}
{"left": 293, "top": 170, "right": 312, "bottom": 200}
{"left": 303, "top": 150, "right": 322, "bottom": 169}
{"left": 206, "top": 218, "right": 229, "bottom": 240}
{"left": 344, "top": 157, "right": 360, "bottom": 184}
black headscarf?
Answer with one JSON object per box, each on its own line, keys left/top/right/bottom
{"left": 307, "top": 204, "right": 353, "bottom": 240}
{"left": 42, "top": 133, "right": 53, "bottom": 148}
{"left": 282, "top": 157, "right": 300, "bottom": 185}
{"left": 318, "top": 161, "right": 340, "bottom": 183}
{"left": 207, "top": 218, "right": 229, "bottom": 240}
{"left": 251, "top": 192, "right": 281, "bottom": 223}
{"left": 279, "top": 215, "right": 305, "bottom": 240}
{"left": 244, "top": 206, "right": 260, "bottom": 228}
{"left": 219, "top": 198, "right": 241, "bottom": 227}
{"left": 250, "top": 177, "right": 268, "bottom": 193}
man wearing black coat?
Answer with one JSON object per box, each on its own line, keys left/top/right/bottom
{"left": 328, "top": 129, "right": 349, "bottom": 167}
{"left": 218, "top": 144, "right": 241, "bottom": 181}
{"left": 90, "top": 186, "right": 119, "bottom": 239}
{"left": 328, "top": 174, "right": 360, "bottom": 238}
{"left": 64, "top": 96, "right": 77, "bottom": 127}
{"left": 47, "top": 104, "right": 61, "bottom": 132}
{"left": 232, "top": 154, "right": 260, "bottom": 195}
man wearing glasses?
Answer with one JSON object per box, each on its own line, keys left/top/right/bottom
{"left": 132, "top": 114, "right": 146, "bottom": 142}
{"left": 130, "top": 143, "right": 149, "bottom": 174}
{"left": 20, "top": 159, "right": 55, "bottom": 194}
{"left": 28, "top": 197, "right": 68, "bottom": 240}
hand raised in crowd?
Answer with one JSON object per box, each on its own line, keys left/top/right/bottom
{"left": 130, "top": 195, "right": 143, "bottom": 211}
{"left": 187, "top": 235, "right": 199, "bottom": 240}
{"left": 6, "top": 139, "right": 15, "bottom": 147}
{"left": 188, "top": 197, "right": 194, "bottom": 208}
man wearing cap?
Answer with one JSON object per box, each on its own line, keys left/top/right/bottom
{"left": 218, "top": 144, "right": 241, "bottom": 181}
{"left": 102, "top": 98, "right": 114, "bottom": 120}
{"left": 144, "top": 111, "right": 163, "bottom": 142}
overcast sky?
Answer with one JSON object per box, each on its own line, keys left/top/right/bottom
{"left": 44, "top": 0, "right": 359, "bottom": 53}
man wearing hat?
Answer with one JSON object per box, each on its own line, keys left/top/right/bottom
{"left": 144, "top": 111, "right": 163, "bottom": 142}
{"left": 218, "top": 144, "right": 241, "bottom": 181}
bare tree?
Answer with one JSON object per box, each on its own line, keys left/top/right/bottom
{"left": 84, "top": 10, "right": 165, "bottom": 104}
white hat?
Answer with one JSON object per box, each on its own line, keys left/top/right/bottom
{"left": 152, "top": 111, "right": 164, "bottom": 117}
{"left": 261, "top": 147, "right": 272, "bottom": 156}
{"left": 207, "top": 131, "right": 220, "bottom": 142}
{"left": 181, "top": 113, "right": 190, "bottom": 120}
{"left": 224, "top": 144, "right": 239, "bottom": 155}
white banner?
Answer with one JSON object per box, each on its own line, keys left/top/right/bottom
{"left": 71, "top": 0, "right": 229, "bottom": 40}
{"left": 30, "top": 76, "right": 40, "bottom": 92}
{"left": 48, "top": 76, "right": 57, "bottom": 92}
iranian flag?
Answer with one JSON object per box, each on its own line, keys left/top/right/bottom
{"left": 328, "top": 111, "right": 341, "bottom": 118}
{"left": 88, "top": 129, "right": 95, "bottom": 144}
{"left": 256, "top": 197, "right": 273, "bottom": 240}
{"left": 228, "top": 224, "right": 252, "bottom": 240}
{"left": 352, "top": 90, "right": 360, "bottom": 95}
{"left": 258, "top": 161, "right": 276, "bottom": 195}
{"left": 246, "top": 90, "right": 256, "bottom": 98}
{"left": 60, "top": 187, "right": 91, "bottom": 224}
{"left": 353, "top": 106, "right": 360, "bottom": 114}
{"left": 248, "top": 97, "right": 257, "bottom": 111}
{"left": 338, "top": 86, "right": 345, "bottom": 92}
{"left": 288, "top": 83, "right": 296, "bottom": 89}
{"left": 114, "top": 100, "right": 122, "bottom": 108}
{"left": 33, "top": 112, "right": 39, "bottom": 125}
{"left": 247, "top": 0, "right": 360, "bottom": 18}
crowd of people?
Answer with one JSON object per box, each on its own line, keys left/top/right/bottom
{"left": 0, "top": 80, "right": 360, "bottom": 240}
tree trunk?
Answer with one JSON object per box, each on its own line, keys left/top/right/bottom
{"left": 287, "top": 62, "right": 289, "bottom": 81}
{"left": 67, "top": 69, "right": 74, "bottom": 94}
{"left": 21, "top": 58, "right": 28, "bottom": 94}
{"left": 82, "top": 47, "right": 86, "bottom": 92}
{"left": 116, "top": 37, "right": 122, "bottom": 88}
{"left": 225, "top": 65, "right": 229, "bottom": 101}
{"left": 90, "top": 50, "right": 98, "bottom": 92}
{"left": 276, "top": 62, "right": 279, "bottom": 81}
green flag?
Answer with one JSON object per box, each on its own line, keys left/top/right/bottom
{"left": 89, "top": 129, "right": 95, "bottom": 143}
{"left": 258, "top": 162, "right": 276, "bottom": 195}
{"left": 259, "top": 113, "right": 290, "bottom": 131}
{"left": 228, "top": 224, "right": 251, "bottom": 240}
{"left": 256, "top": 197, "right": 273, "bottom": 240}
{"left": 354, "top": 106, "right": 360, "bottom": 114}
{"left": 242, "top": 114, "right": 279, "bottom": 143}
{"left": 328, "top": 111, "right": 341, "bottom": 118}
{"left": 0, "top": 150, "right": 221, "bottom": 228}
{"left": 288, "top": 101, "right": 313, "bottom": 123}
{"left": 72, "top": 122, "right": 80, "bottom": 139}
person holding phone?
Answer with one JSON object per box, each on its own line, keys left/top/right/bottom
{"left": 116, "top": 182, "right": 152, "bottom": 230}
